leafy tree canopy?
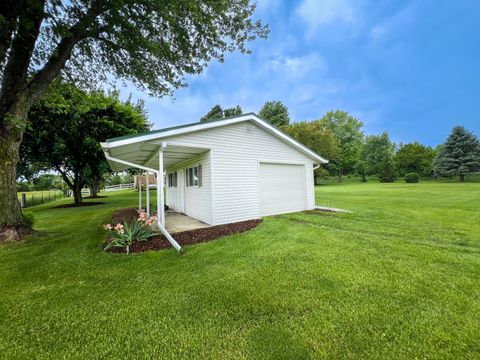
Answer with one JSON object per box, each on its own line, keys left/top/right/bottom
{"left": 395, "top": 142, "right": 436, "bottom": 177}
{"left": 224, "top": 105, "right": 243, "bottom": 118}
{"left": 434, "top": 126, "right": 480, "bottom": 182}
{"left": 282, "top": 120, "right": 340, "bottom": 180}
{"left": 282, "top": 120, "right": 340, "bottom": 161}
{"left": 200, "top": 104, "right": 242, "bottom": 122}
{"left": 1, "top": 0, "right": 269, "bottom": 103}
{"left": 20, "top": 82, "right": 149, "bottom": 204}
{"left": 258, "top": 100, "right": 290, "bottom": 127}
{"left": 362, "top": 132, "right": 396, "bottom": 182}
{"left": 318, "top": 110, "right": 364, "bottom": 180}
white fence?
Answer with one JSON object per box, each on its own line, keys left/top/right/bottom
{"left": 105, "top": 183, "right": 135, "bottom": 192}
{"left": 65, "top": 189, "right": 90, "bottom": 197}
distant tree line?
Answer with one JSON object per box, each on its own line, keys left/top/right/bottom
{"left": 200, "top": 101, "right": 480, "bottom": 183}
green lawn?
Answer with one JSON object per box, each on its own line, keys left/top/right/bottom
{"left": 1, "top": 182, "right": 479, "bottom": 359}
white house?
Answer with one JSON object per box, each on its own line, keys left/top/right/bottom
{"left": 101, "top": 113, "right": 327, "bottom": 251}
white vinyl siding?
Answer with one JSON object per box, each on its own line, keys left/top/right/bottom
{"left": 166, "top": 152, "right": 212, "bottom": 224}
{"left": 259, "top": 163, "right": 307, "bottom": 216}
{"left": 161, "top": 121, "right": 315, "bottom": 225}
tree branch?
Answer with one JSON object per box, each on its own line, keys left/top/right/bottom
{"left": 27, "top": 0, "right": 107, "bottom": 105}
{"left": 53, "top": 164, "right": 74, "bottom": 189}
{"left": 0, "top": 0, "right": 45, "bottom": 131}
{"left": 0, "top": 0, "right": 26, "bottom": 65}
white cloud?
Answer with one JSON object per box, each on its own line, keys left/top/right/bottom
{"left": 368, "top": 3, "right": 418, "bottom": 43}
{"left": 296, "top": 0, "right": 355, "bottom": 32}
{"left": 269, "top": 53, "right": 327, "bottom": 80}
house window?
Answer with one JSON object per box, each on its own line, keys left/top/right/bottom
{"left": 168, "top": 172, "right": 177, "bottom": 187}
{"left": 186, "top": 165, "right": 202, "bottom": 187}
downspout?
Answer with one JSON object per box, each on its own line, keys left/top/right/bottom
{"left": 138, "top": 173, "right": 142, "bottom": 211}
{"left": 146, "top": 171, "right": 150, "bottom": 216}
{"left": 104, "top": 152, "right": 182, "bottom": 252}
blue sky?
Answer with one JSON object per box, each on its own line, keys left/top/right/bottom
{"left": 120, "top": 0, "right": 480, "bottom": 146}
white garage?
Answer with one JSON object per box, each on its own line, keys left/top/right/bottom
{"left": 259, "top": 163, "right": 307, "bottom": 216}
{"left": 101, "top": 113, "right": 328, "bottom": 251}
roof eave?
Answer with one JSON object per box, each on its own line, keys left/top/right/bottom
{"left": 102, "top": 113, "right": 329, "bottom": 164}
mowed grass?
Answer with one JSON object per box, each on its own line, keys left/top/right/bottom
{"left": 0, "top": 182, "right": 479, "bottom": 359}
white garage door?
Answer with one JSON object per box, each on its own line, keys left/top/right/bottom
{"left": 259, "top": 163, "right": 306, "bottom": 216}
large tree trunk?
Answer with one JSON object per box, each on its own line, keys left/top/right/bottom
{"left": 0, "top": 130, "right": 25, "bottom": 228}
{"left": 71, "top": 179, "right": 83, "bottom": 205}
{"left": 0, "top": 94, "right": 30, "bottom": 230}
{"left": 57, "top": 169, "right": 84, "bottom": 206}
{"left": 0, "top": 0, "right": 100, "bottom": 229}
{"left": 88, "top": 182, "right": 100, "bottom": 198}
{"left": 0, "top": 1, "right": 45, "bottom": 231}
{"left": 337, "top": 170, "right": 343, "bottom": 183}
{"left": 460, "top": 174, "right": 465, "bottom": 182}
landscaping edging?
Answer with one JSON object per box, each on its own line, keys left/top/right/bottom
{"left": 105, "top": 213, "right": 262, "bottom": 253}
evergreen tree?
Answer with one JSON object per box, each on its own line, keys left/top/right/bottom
{"left": 434, "top": 126, "right": 480, "bottom": 182}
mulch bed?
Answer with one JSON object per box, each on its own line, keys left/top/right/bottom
{"left": 54, "top": 202, "right": 105, "bottom": 208}
{"left": 105, "top": 218, "right": 262, "bottom": 253}
{"left": 111, "top": 208, "right": 139, "bottom": 224}
{"left": 84, "top": 195, "right": 108, "bottom": 199}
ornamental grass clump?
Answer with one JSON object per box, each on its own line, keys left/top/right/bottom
{"left": 103, "top": 211, "right": 159, "bottom": 254}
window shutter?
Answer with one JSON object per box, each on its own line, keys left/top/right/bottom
{"left": 198, "top": 165, "right": 203, "bottom": 187}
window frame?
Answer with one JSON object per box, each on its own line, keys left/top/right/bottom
{"left": 186, "top": 164, "right": 202, "bottom": 187}
{"left": 168, "top": 172, "right": 177, "bottom": 188}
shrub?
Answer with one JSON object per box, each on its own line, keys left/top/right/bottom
{"left": 103, "top": 211, "right": 158, "bottom": 254}
{"left": 405, "top": 172, "right": 420, "bottom": 183}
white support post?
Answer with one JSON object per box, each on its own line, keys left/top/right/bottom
{"left": 138, "top": 174, "right": 142, "bottom": 211}
{"left": 159, "top": 146, "right": 165, "bottom": 226}
{"left": 146, "top": 171, "right": 150, "bottom": 216}
{"left": 104, "top": 149, "right": 182, "bottom": 252}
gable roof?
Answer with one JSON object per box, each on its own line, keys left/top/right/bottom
{"left": 101, "top": 113, "right": 328, "bottom": 164}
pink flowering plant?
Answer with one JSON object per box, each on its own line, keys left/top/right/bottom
{"left": 103, "top": 211, "right": 159, "bottom": 254}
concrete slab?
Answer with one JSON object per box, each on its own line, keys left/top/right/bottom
{"left": 314, "top": 205, "right": 353, "bottom": 213}
{"left": 165, "top": 210, "right": 210, "bottom": 233}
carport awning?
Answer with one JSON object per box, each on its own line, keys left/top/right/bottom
{"left": 101, "top": 141, "right": 209, "bottom": 172}
{"left": 100, "top": 139, "right": 209, "bottom": 253}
